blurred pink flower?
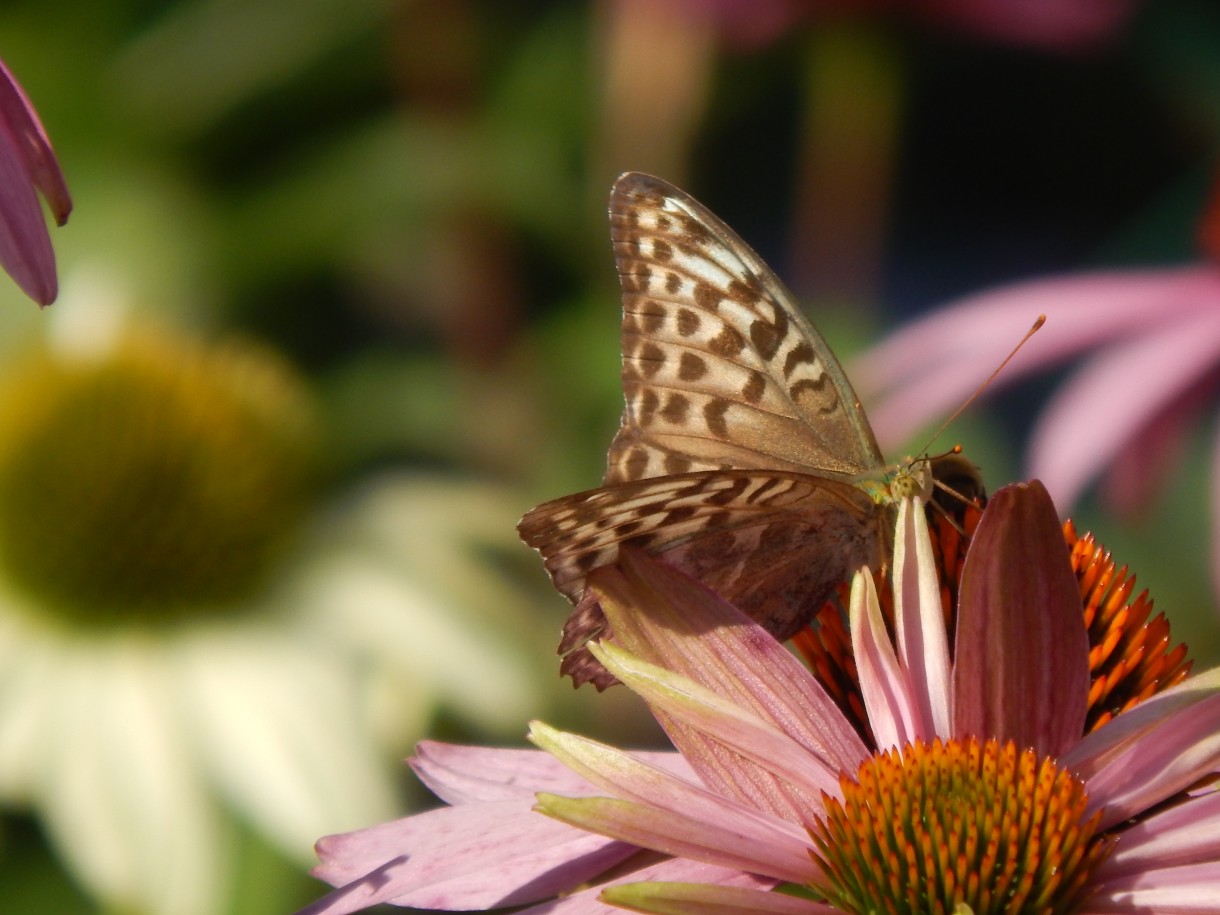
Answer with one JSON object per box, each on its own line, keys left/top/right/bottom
{"left": 0, "top": 58, "right": 71, "bottom": 306}
{"left": 299, "top": 485, "right": 1220, "bottom": 914}
{"left": 854, "top": 266, "right": 1220, "bottom": 591}
{"left": 669, "top": 0, "right": 1137, "bottom": 50}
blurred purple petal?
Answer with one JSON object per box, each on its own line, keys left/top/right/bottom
{"left": 0, "top": 59, "right": 70, "bottom": 306}
{"left": 855, "top": 267, "right": 1220, "bottom": 448}
{"left": 1028, "top": 307, "right": 1220, "bottom": 509}
{"left": 915, "top": 0, "right": 1136, "bottom": 49}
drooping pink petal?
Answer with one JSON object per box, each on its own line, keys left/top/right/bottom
{"left": 0, "top": 59, "right": 70, "bottom": 306}
{"left": 410, "top": 741, "right": 693, "bottom": 806}
{"left": 587, "top": 552, "right": 868, "bottom": 814}
{"left": 602, "top": 879, "right": 836, "bottom": 915}
{"left": 518, "top": 857, "right": 778, "bottom": 915}
{"left": 585, "top": 643, "right": 845, "bottom": 804}
{"left": 853, "top": 267, "right": 1220, "bottom": 448}
{"left": 1076, "top": 692, "right": 1220, "bottom": 829}
{"left": 535, "top": 792, "right": 818, "bottom": 886}
{"left": 1094, "top": 787, "right": 1220, "bottom": 880}
{"left": 1087, "top": 860, "right": 1220, "bottom": 911}
{"left": 891, "top": 498, "right": 952, "bottom": 739}
{"left": 953, "top": 481, "right": 1090, "bottom": 756}
{"left": 1028, "top": 306, "right": 1220, "bottom": 510}
{"left": 304, "top": 799, "right": 634, "bottom": 914}
{"left": 1064, "top": 668, "right": 1220, "bottom": 775}
{"left": 849, "top": 570, "right": 918, "bottom": 752}
{"left": 0, "top": 61, "right": 70, "bottom": 224}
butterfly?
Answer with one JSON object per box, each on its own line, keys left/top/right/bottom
{"left": 519, "top": 172, "right": 981, "bottom": 689}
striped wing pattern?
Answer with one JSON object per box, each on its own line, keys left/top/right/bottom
{"left": 520, "top": 173, "right": 902, "bottom": 688}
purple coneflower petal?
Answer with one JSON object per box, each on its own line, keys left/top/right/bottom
{"left": 0, "top": 59, "right": 70, "bottom": 306}
{"left": 891, "top": 497, "right": 952, "bottom": 738}
{"left": 953, "top": 481, "right": 1089, "bottom": 756}
{"left": 410, "top": 741, "right": 694, "bottom": 805}
{"left": 849, "top": 570, "right": 918, "bottom": 752}
{"left": 585, "top": 643, "right": 844, "bottom": 805}
{"left": 1079, "top": 691, "right": 1220, "bottom": 828}
{"left": 1089, "top": 860, "right": 1220, "bottom": 910}
{"left": 854, "top": 267, "right": 1220, "bottom": 447}
{"left": 588, "top": 552, "right": 868, "bottom": 771}
{"left": 1029, "top": 306, "right": 1220, "bottom": 509}
{"left": 306, "top": 799, "right": 633, "bottom": 914}
{"left": 1094, "top": 788, "right": 1220, "bottom": 879}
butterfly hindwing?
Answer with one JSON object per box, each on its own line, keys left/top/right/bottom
{"left": 519, "top": 469, "right": 882, "bottom": 689}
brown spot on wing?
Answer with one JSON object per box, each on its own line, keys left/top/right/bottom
{"left": 676, "top": 307, "right": 699, "bottom": 336}
{"left": 742, "top": 371, "right": 766, "bottom": 404}
{"left": 678, "top": 352, "right": 707, "bottom": 381}
{"left": 703, "top": 399, "right": 730, "bottom": 438}
{"left": 661, "top": 393, "right": 690, "bottom": 424}
{"left": 709, "top": 326, "right": 746, "bottom": 357}
{"left": 695, "top": 282, "right": 721, "bottom": 310}
{"left": 783, "top": 341, "right": 814, "bottom": 379}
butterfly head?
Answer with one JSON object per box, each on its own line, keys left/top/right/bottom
{"left": 855, "top": 458, "right": 934, "bottom": 506}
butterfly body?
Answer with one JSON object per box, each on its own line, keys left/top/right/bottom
{"left": 519, "top": 173, "right": 971, "bottom": 689}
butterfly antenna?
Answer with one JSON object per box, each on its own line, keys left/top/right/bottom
{"left": 915, "top": 314, "right": 1045, "bottom": 457}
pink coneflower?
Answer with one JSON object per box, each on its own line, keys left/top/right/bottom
{"left": 854, "top": 264, "right": 1220, "bottom": 601}
{"left": 300, "top": 483, "right": 1220, "bottom": 914}
{"left": 0, "top": 57, "right": 70, "bottom": 306}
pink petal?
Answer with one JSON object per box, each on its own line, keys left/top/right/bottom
{"left": 850, "top": 570, "right": 918, "bottom": 752}
{"left": 1095, "top": 787, "right": 1220, "bottom": 878}
{"left": 952, "top": 481, "right": 1090, "bottom": 755}
{"left": 410, "top": 741, "right": 693, "bottom": 806}
{"left": 586, "top": 644, "right": 845, "bottom": 805}
{"left": 535, "top": 792, "right": 818, "bottom": 886}
{"left": 1075, "top": 692, "right": 1220, "bottom": 829}
{"left": 1064, "top": 668, "right": 1220, "bottom": 774}
{"left": 891, "top": 499, "right": 952, "bottom": 739}
{"left": 1088, "top": 861, "right": 1220, "bottom": 910}
{"left": 0, "top": 60, "right": 70, "bottom": 224}
{"left": 1028, "top": 306, "right": 1220, "bottom": 510}
{"left": 0, "top": 59, "right": 70, "bottom": 306}
{"left": 588, "top": 553, "right": 868, "bottom": 801}
{"left": 853, "top": 267, "right": 1220, "bottom": 448}
{"left": 602, "top": 880, "right": 836, "bottom": 915}
{"left": 518, "top": 858, "right": 778, "bottom": 915}
{"left": 304, "top": 799, "right": 633, "bottom": 913}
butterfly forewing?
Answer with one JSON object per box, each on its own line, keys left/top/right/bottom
{"left": 606, "top": 172, "right": 883, "bottom": 484}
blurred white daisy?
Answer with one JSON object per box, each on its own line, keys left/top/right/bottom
{"left": 0, "top": 293, "right": 543, "bottom": 915}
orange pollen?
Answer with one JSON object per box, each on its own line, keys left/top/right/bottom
{"left": 1064, "top": 521, "right": 1192, "bottom": 732}
{"left": 808, "top": 737, "right": 1112, "bottom": 915}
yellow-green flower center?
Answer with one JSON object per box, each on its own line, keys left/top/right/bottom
{"left": 808, "top": 737, "right": 1111, "bottom": 915}
{"left": 0, "top": 331, "right": 319, "bottom": 627}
